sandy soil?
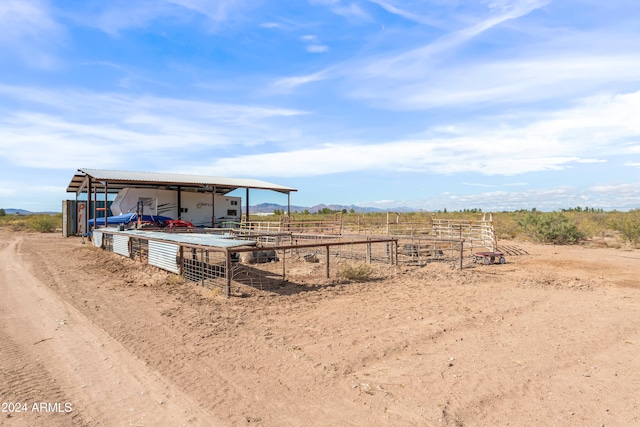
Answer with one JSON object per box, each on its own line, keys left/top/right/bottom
{"left": 1, "top": 229, "right": 639, "bottom": 426}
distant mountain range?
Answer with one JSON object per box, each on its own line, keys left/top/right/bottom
{"left": 2, "top": 208, "right": 58, "bottom": 215}
{"left": 3, "top": 204, "right": 422, "bottom": 215}
{"left": 249, "top": 203, "right": 420, "bottom": 214}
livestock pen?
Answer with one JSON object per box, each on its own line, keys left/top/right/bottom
{"left": 92, "top": 228, "right": 466, "bottom": 296}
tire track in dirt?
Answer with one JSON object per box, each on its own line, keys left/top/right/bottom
{"left": 0, "top": 234, "right": 217, "bottom": 426}
{"left": 17, "top": 234, "right": 256, "bottom": 425}
{"left": 0, "top": 330, "right": 85, "bottom": 426}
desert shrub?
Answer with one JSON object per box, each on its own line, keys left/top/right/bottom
{"left": 28, "top": 215, "right": 61, "bottom": 233}
{"left": 609, "top": 210, "right": 640, "bottom": 246}
{"left": 493, "top": 214, "right": 519, "bottom": 239}
{"left": 0, "top": 214, "right": 61, "bottom": 233}
{"left": 516, "top": 212, "right": 585, "bottom": 244}
{"left": 561, "top": 211, "right": 609, "bottom": 239}
{"left": 338, "top": 263, "right": 373, "bottom": 281}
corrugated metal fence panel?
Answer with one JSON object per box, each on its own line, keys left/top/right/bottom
{"left": 113, "top": 234, "right": 130, "bottom": 257}
{"left": 148, "top": 240, "right": 180, "bottom": 274}
{"left": 93, "top": 231, "right": 103, "bottom": 248}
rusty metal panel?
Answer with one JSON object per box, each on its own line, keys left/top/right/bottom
{"left": 148, "top": 240, "right": 179, "bottom": 274}
{"left": 113, "top": 234, "right": 129, "bottom": 257}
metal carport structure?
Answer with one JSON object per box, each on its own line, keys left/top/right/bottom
{"left": 66, "top": 168, "right": 297, "bottom": 235}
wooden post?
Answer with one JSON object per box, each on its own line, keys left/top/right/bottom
{"left": 179, "top": 246, "right": 184, "bottom": 276}
{"left": 325, "top": 245, "right": 330, "bottom": 279}
{"left": 459, "top": 241, "right": 464, "bottom": 270}
{"left": 366, "top": 238, "right": 371, "bottom": 264}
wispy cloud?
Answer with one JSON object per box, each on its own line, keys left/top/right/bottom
{"left": 0, "top": 0, "right": 64, "bottom": 67}
{"left": 189, "top": 89, "right": 640, "bottom": 178}
{"left": 307, "top": 44, "right": 329, "bottom": 53}
{"left": 350, "top": 53, "right": 640, "bottom": 109}
{"left": 68, "top": 0, "right": 252, "bottom": 35}
{"left": 366, "top": 0, "right": 443, "bottom": 28}
{"left": 331, "top": 3, "right": 371, "bottom": 21}
{"left": 0, "top": 86, "right": 307, "bottom": 170}
{"left": 270, "top": 0, "right": 550, "bottom": 91}
{"left": 272, "top": 68, "right": 335, "bottom": 91}
{"left": 300, "top": 34, "right": 329, "bottom": 53}
{"left": 365, "top": 184, "right": 640, "bottom": 212}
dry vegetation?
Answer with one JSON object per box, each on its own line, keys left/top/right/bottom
{"left": 1, "top": 208, "right": 639, "bottom": 248}
{"left": 284, "top": 208, "right": 640, "bottom": 247}
{"left": 0, "top": 212, "right": 62, "bottom": 233}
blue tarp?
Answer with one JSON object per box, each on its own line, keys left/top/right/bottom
{"left": 88, "top": 213, "right": 173, "bottom": 227}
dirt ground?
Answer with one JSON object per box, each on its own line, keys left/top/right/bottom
{"left": 1, "top": 229, "right": 639, "bottom": 426}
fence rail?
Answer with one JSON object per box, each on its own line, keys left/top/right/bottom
{"left": 94, "top": 229, "right": 467, "bottom": 296}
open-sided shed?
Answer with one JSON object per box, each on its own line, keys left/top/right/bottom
{"left": 65, "top": 168, "right": 297, "bottom": 235}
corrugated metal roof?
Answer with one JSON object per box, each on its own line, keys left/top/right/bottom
{"left": 112, "top": 228, "right": 257, "bottom": 248}
{"left": 67, "top": 168, "right": 297, "bottom": 194}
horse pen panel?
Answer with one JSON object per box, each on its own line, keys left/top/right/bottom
{"left": 396, "top": 237, "right": 464, "bottom": 266}
{"left": 93, "top": 230, "right": 466, "bottom": 295}
{"left": 182, "top": 248, "right": 228, "bottom": 288}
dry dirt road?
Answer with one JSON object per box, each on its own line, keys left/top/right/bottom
{"left": 1, "top": 229, "right": 640, "bottom": 426}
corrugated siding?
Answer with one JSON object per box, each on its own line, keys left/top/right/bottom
{"left": 148, "top": 240, "right": 180, "bottom": 274}
{"left": 93, "top": 230, "right": 103, "bottom": 248}
{"left": 116, "top": 229, "right": 256, "bottom": 248}
{"left": 113, "top": 234, "right": 130, "bottom": 257}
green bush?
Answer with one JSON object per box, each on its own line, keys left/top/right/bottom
{"left": 516, "top": 212, "right": 585, "bottom": 244}
{"left": 609, "top": 210, "right": 640, "bottom": 245}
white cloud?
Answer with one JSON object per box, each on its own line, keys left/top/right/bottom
{"left": 271, "top": 0, "right": 550, "bottom": 91}
{"left": 365, "top": 184, "right": 640, "bottom": 212}
{"left": 190, "top": 89, "right": 640, "bottom": 178}
{"left": 272, "top": 68, "right": 335, "bottom": 91}
{"left": 351, "top": 53, "right": 640, "bottom": 109}
{"left": 0, "top": 0, "right": 64, "bottom": 67}
{"left": 0, "top": 86, "right": 307, "bottom": 170}
{"left": 307, "top": 44, "right": 329, "bottom": 53}
{"left": 366, "top": 0, "right": 443, "bottom": 28}
{"left": 260, "top": 22, "right": 282, "bottom": 29}
{"left": 71, "top": 0, "right": 251, "bottom": 35}
{"left": 330, "top": 2, "right": 371, "bottom": 21}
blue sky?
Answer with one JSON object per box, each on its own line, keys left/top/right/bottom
{"left": 1, "top": 0, "right": 639, "bottom": 212}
